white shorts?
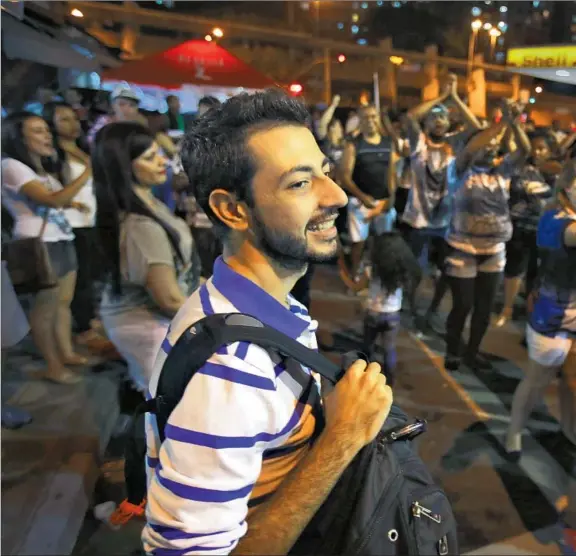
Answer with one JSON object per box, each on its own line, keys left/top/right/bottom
{"left": 445, "top": 249, "right": 505, "bottom": 279}
{"left": 526, "top": 325, "right": 576, "bottom": 367}
{"left": 348, "top": 197, "right": 396, "bottom": 243}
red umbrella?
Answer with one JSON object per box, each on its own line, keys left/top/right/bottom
{"left": 103, "top": 39, "right": 276, "bottom": 89}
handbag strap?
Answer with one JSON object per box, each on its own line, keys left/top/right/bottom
{"left": 38, "top": 210, "right": 49, "bottom": 239}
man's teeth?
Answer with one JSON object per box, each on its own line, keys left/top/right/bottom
{"left": 309, "top": 219, "right": 335, "bottom": 231}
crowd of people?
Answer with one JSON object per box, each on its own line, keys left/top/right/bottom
{"left": 1, "top": 77, "right": 575, "bottom": 553}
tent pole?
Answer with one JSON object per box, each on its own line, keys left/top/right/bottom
{"left": 323, "top": 47, "right": 331, "bottom": 105}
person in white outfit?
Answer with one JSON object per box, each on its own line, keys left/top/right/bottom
{"left": 2, "top": 112, "right": 91, "bottom": 384}
{"left": 43, "top": 101, "right": 115, "bottom": 353}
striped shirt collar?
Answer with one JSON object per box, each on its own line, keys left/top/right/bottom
{"left": 211, "top": 256, "right": 310, "bottom": 340}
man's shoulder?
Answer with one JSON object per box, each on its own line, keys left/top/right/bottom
{"left": 165, "top": 285, "right": 283, "bottom": 377}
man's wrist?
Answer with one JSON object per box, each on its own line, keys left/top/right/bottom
{"left": 316, "top": 427, "right": 362, "bottom": 465}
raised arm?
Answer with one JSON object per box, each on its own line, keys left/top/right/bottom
{"left": 407, "top": 82, "right": 451, "bottom": 122}
{"left": 380, "top": 108, "right": 402, "bottom": 154}
{"left": 506, "top": 103, "right": 531, "bottom": 166}
{"left": 455, "top": 121, "right": 506, "bottom": 174}
{"left": 559, "top": 132, "right": 576, "bottom": 159}
{"left": 317, "top": 95, "right": 340, "bottom": 140}
{"left": 446, "top": 74, "right": 482, "bottom": 131}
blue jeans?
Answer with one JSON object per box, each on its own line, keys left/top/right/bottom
{"left": 363, "top": 311, "right": 401, "bottom": 386}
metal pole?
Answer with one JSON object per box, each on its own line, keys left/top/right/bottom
{"left": 467, "top": 28, "right": 477, "bottom": 82}
{"left": 323, "top": 47, "right": 331, "bottom": 105}
{"left": 373, "top": 72, "right": 380, "bottom": 114}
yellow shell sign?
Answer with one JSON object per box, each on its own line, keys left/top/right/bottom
{"left": 507, "top": 45, "right": 576, "bottom": 68}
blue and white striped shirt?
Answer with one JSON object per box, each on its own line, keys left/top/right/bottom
{"left": 143, "top": 257, "right": 320, "bottom": 555}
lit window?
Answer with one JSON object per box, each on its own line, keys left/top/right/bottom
{"left": 352, "top": 13, "right": 359, "bottom": 22}
{"left": 573, "top": 14, "right": 576, "bottom": 22}
{"left": 499, "top": 5, "right": 507, "bottom": 12}
{"left": 351, "top": 24, "right": 359, "bottom": 34}
{"left": 498, "top": 36, "right": 505, "bottom": 45}
{"left": 392, "top": 1, "right": 401, "bottom": 6}
{"left": 300, "top": 1, "right": 310, "bottom": 10}
{"left": 543, "top": 9, "right": 549, "bottom": 18}
{"left": 572, "top": 34, "right": 576, "bottom": 42}
{"left": 337, "top": 22, "right": 344, "bottom": 29}
{"left": 357, "top": 38, "right": 367, "bottom": 45}
{"left": 377, "top": 0, "right": 383, "bottom": 5}
{"left": 484, "top": 0, "right": 491, "bottom": 4}
{"left": 471, "top": 6, "right": 482, "bottom": 16}
{"left": 496, "top": 51, "right": 505, "bottom": 61}
{"left": 498, "top": 21, "right": 508, "bottom": 32}
{"left": 532, "top": 0, "right": 540, "bottom": 6}
{"left": 361, "top": 2, "right": 368, "bottom": 8}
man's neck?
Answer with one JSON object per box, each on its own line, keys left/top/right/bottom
{"left": 223, "top": 241, "right": 306, "bottom": 308}
{"left": 426, "top": 133, "right": 446, "bottom": 147}
{"left": 363, "top": 132, "right": 382, "bottom": 145}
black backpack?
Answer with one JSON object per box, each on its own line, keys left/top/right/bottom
{"left": 125, "top": 313, "right": 458, "bottom": 556}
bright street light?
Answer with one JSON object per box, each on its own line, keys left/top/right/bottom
{"left": 289, "top": 83, "right": 303, "bottom": 95}
{"left": 212, "top": 27, "right": 224, "bottom": 38}
{"left": 471, "top": 19, "right": 483, "bottom": 30}
{"left": 70, "top": 8, "right": 84, "bottom": 17}
{"left": 499, "top": 5, "right": 508, "bottom": 12}
{"left": 483, "top": 22, "right": 492, "bottom": 30}
{"left": 204, "top": 34, "right": 213, "bottom": 42}
{"left": 389, "top": 55, "right": 404, "bottom": 66}
{"left": 489, "top": 28, "right": 501, "bottom": 37}
{"left": 535, "top": 86, "right": 543, "bottom": 93}
{"left": 337, "top": 54, "right": 346, "bottom": 63}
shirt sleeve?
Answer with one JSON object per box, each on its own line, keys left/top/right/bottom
{"left": 124, "top": 217, "right": 175, "bottom": 285}
{"left": 538, "top": 209, "right": 576, "bottom": 251}
{"left": 496, "top": 154, "right": 517, "bottom": 179}
{"left": 1, "top": 159, "right": 39, "bottom": 193}
{"left": 143, "top": 349, "right": 288, "bottom": 555}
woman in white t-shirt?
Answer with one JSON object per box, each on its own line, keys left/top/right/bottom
{"left": 43, "top": 102, "right": 114, "bottom": 354}
{"left": 1, "top": 112, "right": 92, "bottom": 384}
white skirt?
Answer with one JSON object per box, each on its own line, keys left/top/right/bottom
{"left": 102, "top": 307, "right": 170, "bottom": 392}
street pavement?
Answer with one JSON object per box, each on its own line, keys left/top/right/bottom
{"left": 71, "top": 263, "right": 575, "bottom": 556}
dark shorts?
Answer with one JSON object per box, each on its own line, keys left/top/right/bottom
{"left": 505, "top": 227, "right": 538, "bottom": 279}
{"left": 406, "top": 226, "right": 449, "bottom": 271}
{"left": 45, "top": 240, "right": 78, "bottom": 279}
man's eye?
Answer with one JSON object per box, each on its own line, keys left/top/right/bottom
{"left": 289, "top": 180, "right": 309, "bottom": 190}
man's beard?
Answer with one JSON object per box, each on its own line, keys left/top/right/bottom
{"left": 251, "top": 208, "right": 339, "bottom": 272}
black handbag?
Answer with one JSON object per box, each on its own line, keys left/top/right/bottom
{"left": 2, "top": 212, "right": 58, "bottom": 294}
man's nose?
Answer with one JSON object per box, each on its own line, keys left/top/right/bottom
{"left": 321, "top": 176, "right": 348, "bottom": 209}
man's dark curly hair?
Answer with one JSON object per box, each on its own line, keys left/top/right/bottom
{"left": 180, "top": 89, "right": 310, "bottom": 236}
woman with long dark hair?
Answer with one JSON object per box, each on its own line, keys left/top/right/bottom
{"left": 92, "top": 122, "right": 199, "bottom": 392}
{"left": 1, "top": 112, "right": 92, "bottom": 383}
{"left": 42, "top": 101, "right": 114, "bottom": 353}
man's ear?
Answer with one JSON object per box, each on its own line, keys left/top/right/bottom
{"left": 208, "top": 189, "right": 249, "bottom": 232}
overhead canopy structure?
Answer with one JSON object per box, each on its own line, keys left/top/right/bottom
{"left": 507, "top": 45, "right": 576, "bottom": 85}
{"left": 103, "top": 39, "right": 277, "bottom": 89}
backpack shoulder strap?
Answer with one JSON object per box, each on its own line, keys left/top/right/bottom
{"left": 152, "top": 313, "right": 343, "bottom": 442}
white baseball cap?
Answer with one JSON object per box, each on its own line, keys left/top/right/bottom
{"left": 111, "top": 86, "right": 140, "bottom": 104}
